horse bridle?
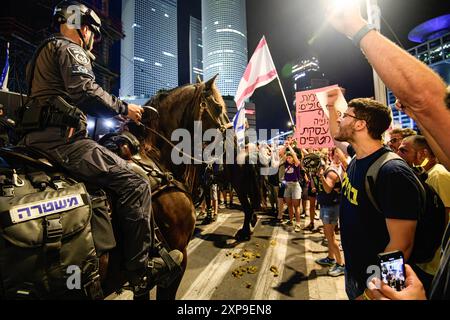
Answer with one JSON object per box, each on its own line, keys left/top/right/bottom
{"left": 197, "top": 95, "right": 233, "bottom": 134}
{"left": 139, "top": 83, "right": 232, "bottom": 165}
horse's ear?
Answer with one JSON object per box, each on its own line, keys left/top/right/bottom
{"left": 196, "top": 75, "right": 202, "bottom": 84}
{"left": 204, "top": 74, "right": 219, "bottom": 90}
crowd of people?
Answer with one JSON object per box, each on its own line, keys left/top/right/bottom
{"left": 197, "top": 2, "right": 450, "bottom": 300}
{"left": 2, "top": 0, "right": 449, "bottom": 301}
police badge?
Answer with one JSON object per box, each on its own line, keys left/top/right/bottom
{"left": 67, "top": 46, "right": 90, "bottom": 65}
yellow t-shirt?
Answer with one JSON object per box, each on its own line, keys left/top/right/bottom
{"left": 426, "top": 164, "right": 450, "bottom": 209}
{"left": 417, "top": 164, "right": 450, "bottom": 275}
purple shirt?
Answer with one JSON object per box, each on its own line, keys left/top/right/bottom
{"left": 284, "top": 163, "right": 301, "bottom": 182}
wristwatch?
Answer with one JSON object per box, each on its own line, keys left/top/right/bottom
{"left": 352, "top": 24, "right": 377, "bottom": 47}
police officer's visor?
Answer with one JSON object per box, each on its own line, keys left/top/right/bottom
{"left": 85, "top": 9, "right": 102, "bottom": 42}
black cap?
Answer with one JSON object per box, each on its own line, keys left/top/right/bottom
{"left": 53, "top": 1, "right": 102, "bottom": 38}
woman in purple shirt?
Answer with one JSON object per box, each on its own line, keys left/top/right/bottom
{"left": 284, "top": 145, "right": 303, "bottom": 232}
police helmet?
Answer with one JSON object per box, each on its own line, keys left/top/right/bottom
{"left": 53, "top": 1, "right": 102, "bottom": 39}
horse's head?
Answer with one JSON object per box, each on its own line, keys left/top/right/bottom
{"left": 134, "top": 75, "right": 231, "bottom": 139}
{"left": 195, "top": 75, "right": 232, "bottom": 134}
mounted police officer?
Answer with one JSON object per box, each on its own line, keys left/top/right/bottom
{"left": 18, "top": 0, "right": 182, "bottom": 294}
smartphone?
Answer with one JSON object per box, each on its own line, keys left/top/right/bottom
{"left": 378, "top": 250, "right": 406, "bottom": 291}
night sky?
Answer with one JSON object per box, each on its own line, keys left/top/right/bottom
{"left": 178, "top": 0, "right": 448, "bottom": 131}
{"left": 3, "top": 0, "right": 447, "bottom": 132}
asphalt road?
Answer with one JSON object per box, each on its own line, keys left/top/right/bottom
{"left": 109, "top": 205, "right": 347, "bottom": 301}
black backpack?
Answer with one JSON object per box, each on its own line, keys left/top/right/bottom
{"left": 365, "top": 151, "right": 447, "bottom": 264}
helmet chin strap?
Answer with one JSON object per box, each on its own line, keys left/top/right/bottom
{"left": 76, "top": 29, "right": 96, "bottom": 60}
{"left": 76, "top": 29, "right": 88, "bottom": 50}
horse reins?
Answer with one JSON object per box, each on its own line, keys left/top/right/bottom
{"left": 143, "top": 84, "right": 233, "bottom": 165}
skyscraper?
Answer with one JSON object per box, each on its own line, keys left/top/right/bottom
{"left": 292, "top": 56, "right": 329, "bottom": 92}
{"left": 201, "top": 0, "right": 248, "bottom": 97}
{"left": 189, "top": 16, "right": 203, "bottom": 83}
{"left": 291, "top": 56, "right": 329, "bottom": 120}
{"left": 121, "top": 0, "right": 178, "bottom": 104}
{"left": 387, "top": 15, "right": 450, "bottom": 130}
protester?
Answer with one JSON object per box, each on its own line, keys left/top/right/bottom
{"left": 326, "top": 1, "right": 450, "bottom": 170}
{"left": 283, "top": 144, "right": 303, "bottom": 232}
{"left": 327, "top": 97, "right": 422, "bottom": 300}
{"left": 397, "top": 135, "right": 450, "bottom": 293}
{"left": 275, "top": 149, "right": 287, "bottom": 224}
{"left": 388, "top": 128, "right": 417, "bottom": 153}
{"left": 315, "top": 159, "right": 345, "bottom": 277}
{"left": 367, "top": 221, "right": 450, "bottom": 300}
{"left": 303, "top": 165, "right": 320, "bottom": 231}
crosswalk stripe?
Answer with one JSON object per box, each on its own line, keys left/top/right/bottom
{"left": 181, "top": 212, "right": 260, "bottom": 300}
{"left": 181, "top": 242, "right": 246, "bottom": 300}
{"left": 187, "top": 213, "right": 234, "bottom": 255}
{"left": 252, "top": 225, "right": 290, "bottom": 300}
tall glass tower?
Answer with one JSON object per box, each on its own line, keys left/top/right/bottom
{"left": 201, "top": 0, "right": 248, "bottom": 97}
{"left": 121, "top": 0, "right": 178, "bottom": 104}
{"left": 386, "top": 16, "right": 450, "bottom": 130}
{"left": 189, "top": 16, "right": 203, "bottom": 83}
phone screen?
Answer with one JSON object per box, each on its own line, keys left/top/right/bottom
{"left": 379, "top": 254, "right": 406, "bottom": 291}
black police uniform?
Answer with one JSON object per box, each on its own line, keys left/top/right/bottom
{"left": 22, "top": 34, "right": 152, "bottom": 275}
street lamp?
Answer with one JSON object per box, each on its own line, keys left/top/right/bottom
{"left": 366, "top": 0, "right": 387, "bottom": 105}
{"left": 327, "top": 0, "right": 387, "bottom": 105}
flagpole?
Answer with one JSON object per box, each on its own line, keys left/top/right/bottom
{"left": 1, "top": 42, "right": 10, "bottom": 92}
{"left": 263, "top": 36, "right": 295, "bottom": 126}
{"left": 276, "top": 75, "right": 295, "bottom": 126}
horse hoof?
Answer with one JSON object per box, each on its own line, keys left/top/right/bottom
{"left": 251, "top": 214, "right": 258, "bottom": 227}
{"left": 235, "top": 230, "right": 251, "bottom": 242}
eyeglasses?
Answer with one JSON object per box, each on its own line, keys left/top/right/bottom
{"left": 342, "top": 113, "right": 364, "bottom": 121}
{"left": 389, "top": 138, "right": 402, "bottom": 144}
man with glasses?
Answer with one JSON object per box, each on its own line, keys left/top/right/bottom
{"left": 327, "top": 98, "right": 422, "bottom": 300}
{"left": 388, "top": 128, "right": 417, "bottom": 153}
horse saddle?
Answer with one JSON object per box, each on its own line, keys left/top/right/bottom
{"left": 98, "top": 131, "right": 190, "bottom": 199}
{"left": 0, "top": 146, "right": 57, "bottom": 172}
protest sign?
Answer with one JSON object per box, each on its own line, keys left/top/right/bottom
{"left": 294, "top": 85, "right": 347, "bottom": 148}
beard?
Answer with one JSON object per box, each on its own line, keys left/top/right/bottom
{"left": 334, "top": 125, "right": 354, "bottom": 142}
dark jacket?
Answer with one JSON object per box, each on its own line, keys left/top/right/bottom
{"left": 24, "top": 34, "right": 128, "bottom": 146}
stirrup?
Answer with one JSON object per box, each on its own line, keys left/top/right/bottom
{"left": 149, "top": 244, "right": 183, "bottom": 289}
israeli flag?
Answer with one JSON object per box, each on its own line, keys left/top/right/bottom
{"left": 0, "top": 42, "right": 10, "bottom": 91}
{"left": 233, "top": 107, "right": 246, "bottom": 149}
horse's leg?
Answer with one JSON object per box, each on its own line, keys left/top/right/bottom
{"left": 232, "top": 180, "right": 254, "bottom": 241}
{"left": 152, "top": 191, "right": 196, "bottom": 300}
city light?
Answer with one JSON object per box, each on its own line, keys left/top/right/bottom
{"left": 87, "top": 119, "right": 95, "bottom": 131}
{"left": 104, "top": 120, "right": 115, "bottom": 129}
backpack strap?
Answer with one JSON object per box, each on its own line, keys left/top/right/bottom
{"left": 365, "top": 150, "right": 426, "bottom": 215}
{"left": 365, "top": 151, "right": 400, "bottom": 213}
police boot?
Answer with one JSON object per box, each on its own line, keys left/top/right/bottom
{"left": 146, "top": 248, "right": 183, "bottom": 289}
{"left": 131, "top": 248, "right": 183, "bottom": 300}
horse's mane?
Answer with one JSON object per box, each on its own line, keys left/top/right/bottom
{"left": 128, "top": 83, "right": 208, "bottom": 193}
{"left": 145, "top": 84, "right": 196, "bottom": 108}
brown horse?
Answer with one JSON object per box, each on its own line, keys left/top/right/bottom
{"left": 101, "top": 76, "right": 232, "bottom": 300}
{"left": 137, "top": 77, "right": 259, "bottom": 242}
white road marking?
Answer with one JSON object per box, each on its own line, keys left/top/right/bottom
{"left": 187, "top": 213, "right": 234, "bottom": 254}
{"left": 252, "top": 225, "right": 290, "bottom": 300}
{"left": 181, "top": 242, "right": 246, "bottom": 300}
